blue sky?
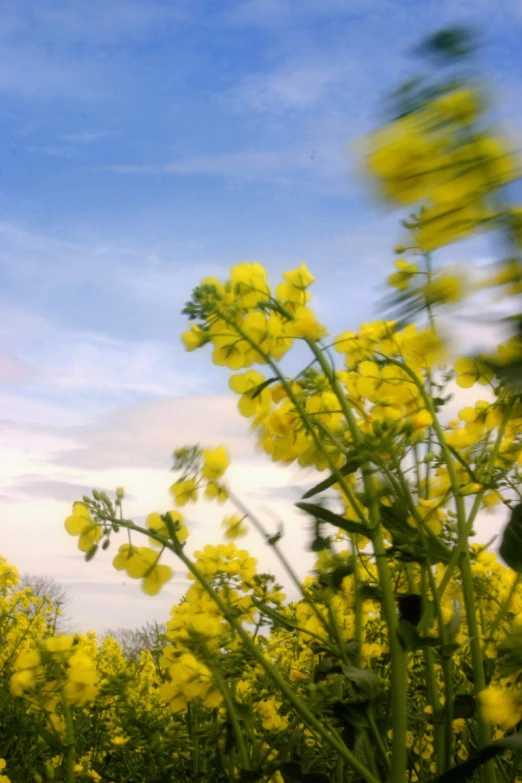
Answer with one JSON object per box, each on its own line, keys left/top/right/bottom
{"left": 1, "top": 0, "right": 522, "bottom": 632}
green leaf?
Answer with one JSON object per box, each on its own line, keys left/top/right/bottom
{"left": 397, "top": 620, "right": 440, "bottom": 651}
{"left": 300, "top": 456, "right": 362, "bottom": 499}
{"left": 358, "top": 584, "right": 382, "bottom": 602}
{"left": 331, "top": 700, "right": 370, "bottom": 730}
{"left": 452, "top": 695, "right": 475, "bottom": 719}
{"left": 497, "top": 625, "right": 522, "bottom": 675}
{"left": 310, "top": 535, "right": 332, "bottom": 552}
{"left": 37, "top": 725, "right": 66, "bottom": 752}
{"left": 424, "top": 535, "right": 453, "bottom": 565}
{"left": 379, "top": 503, "right": 452, "bottom": 565}
{"left": 416, "top": 26, "right": 477, "bottom": 63}
{"left": 239, "top": 773, "right": 262, "bottom": 783}
{"left": 296, "top": 502, "right": 371, "bottom": 537}
{"left": 343, "top": 639, "right": 361, "bottom": 657}
{"left": 313, "top": 657, "right": 343, "bottom": 683}
{"left": 500, "top": 504, "right": 522, "bottom": 572}
{"left": 318, "top": 564, "right": 354, "bottom": 591}
{"left": 278, "top": 761, "right": 330, "bottom": 783}
{"left": 397, "top": 619, "right": 420, "bottom": 650}
{"left": 397, "top": 594, "right": 423, "bottom": 626}
{"left": 85, "top": 544, "right": 98, "bottom": 562}
{"left": 341, "top": 665, "right": 381, "bottom": 701}
{"left": 252, "top": 600, "right": 297, "bottom": 633}
{"left": 267, "top": 528, "right": 283, "bottom": 546}
{"left": 250, "top": 377, "right": 278, "bottom": 400}
{"left": 429, "top": 733, "right": 522, "bottom": 783}
{"left": 231, "top": 700, "right": 252, "bottom": 722}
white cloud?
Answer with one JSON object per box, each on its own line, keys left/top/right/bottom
{"left": 224, "top": 0, "right": 388, "bottom": 27}
{"left": 0, "top": 0, "right": 191, "bottom": 47}
{"left": 1, "top": 389, "right": 316, "bottom": 633}
{"left": 225, "top": 0, "right": 522, "bottom": 28}
{"left": 228, "top": 63, "right": 356, "bottom": 113}
{"left": 0, "top": 1, "right": 194, "bottom": 100}
{"left": 0, "top": 304, "right": 205, "bottom": 401}
{"left": 0, "top": 44, "right": 105, "bottom": 99}
{"left": 0, "top": 353, "right": 39, "bottom": 384}
{"left": 59, "top": 131, "right": 109, "bottom": 144}
{"left": 104, "top": 145, "right": 361, "bottom": 194}
{"left": 106, "top": 150, "right": 317, "bottom": 182}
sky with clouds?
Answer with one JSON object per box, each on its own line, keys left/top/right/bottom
{"left": 1, "top": 0, "right": 522, "bottom": 633}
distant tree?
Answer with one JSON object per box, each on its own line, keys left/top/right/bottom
{"left": 102, "top": 620, "right": 166, "bottom": 663}
{"left": 18, "top": 573, "right": 74, "bottom": 634}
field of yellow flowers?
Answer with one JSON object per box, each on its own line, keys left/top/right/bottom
{"left": 3, "top": 28, "right": 522, "bottom": 783}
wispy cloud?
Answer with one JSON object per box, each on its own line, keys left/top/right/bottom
{"left": 0, "top": 0, "right": 192, "bottom": 47}
{"left": 227, "top": 62, "right": 357, "bottom": 113}
{"left": 0, "top": 353, "right": 39, "bottom": 384}
{"left": 225, "top": 0, "right": 522, "bottom": 28}
{"left": 1, "top": 305, "right": 207, "bottom": 403}
{"left": 1, "top": 388, "right": 315, "bottom": 631}
{"left": 105, "top": 146, "right": 359, "bottom": 193}
{"left": 223, "top": 0, "right": 388, "bottom": 27}
{"left": 54, "top": 395, "right": 253, "bottom": 470}
{"left": 106, "top": 150, "right": 314, "bottom": 180}
{"left": 59, "top": 131, "right": 109, "bottom": 144}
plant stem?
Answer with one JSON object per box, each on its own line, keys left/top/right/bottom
{"left": 307, "top": 341, "right": 408, "bottom": 783}
{"left": 212, "top": 666, "right": 249, "bottom": 770}
{"left": 387, "top": 357, "right": 497, "bottom": 783}
{"left": 173, "top": 546, "right": 380, "bottom": 783}
{"left": 61, "top": 689, "right": 76, "bottom": 783}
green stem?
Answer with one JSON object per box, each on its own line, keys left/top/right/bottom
{"left": 352, "top": 537, "right": 363, "bottom": 667}
{"left": 212, "top": 666, "right": 249, "bottom": 770}
{"left": 484, "top": 573, "right": 522, "bottom": 648}
{"left": 426, "top": 564, "right": 454, "bottom": 772}
{"left": 386, "top": 356, "right": 496, "bottom": 782}
{"left": 228, "top": 490, "right": 332, "bottom": 639}
{"left": 307, "top": 340, "right": 408, "bottom": 783}
{"left": 367, "top": 706, "right": 391, "bottom": 772}
{"left": 420, "top": 571, "right": 445, "bottom": 774}
{"left": 437, "top": 401, "right": 513, "bottom": 601}
{"left": 173, "top": 546, "right": 380, "bottom": 783}
{"left": 187, "top": 702, "right": 200, "bottom": 775}
{"left": 61, "top": 689, "right": 76, "bottom": 783}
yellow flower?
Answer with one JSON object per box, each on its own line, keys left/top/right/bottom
{"left": 434, "top": 88, "right": 479, "bottom": 123}
{"left": 454, "top": 357, "right": 493, "bottom": 388}
{"left": 222, "top": 513, "right": 248, "bottom": 540}
{"left": 202, "top": 446, "right": 229, "bottom": 480}
{"left": 387, "top": 259, "right": 418, "bottom": 290}
{"left": 204, "top": 481, "right": 229, "bottom": 503}
{"left": 229, "top": 370, "right": 271, "bottom": 418}
{"left": 283, "top": 263, "right": 315, "bottom": 289}
{"left": 111, "top": 736, "right": 129, "bottom": 746}
{"left": 423, "top": 274, "right": 463, "bottom": 305}
{"left": 142, "top": 563, "right": 174, "bottom": 596}
{"left": 413, "top": 409, "right": 433, "bottom": 431}
{"left": 170, "top": 478, "right": 198, "bottom": 507}
{"left": 112, "top": 543, "right": 136, "bottom": 571}
{"left": 45, "top": 635, "right": 75, "bottom": 660}
{"left": 289, "top": 307, "right": 327, "bottom": 341}
{"left": 181, "top": 324, "right": 207, "bottom": 351}
{"left": 256, "top": 698, "right": 289, "bottom": 732}
{"left": 479, "top": 685, "right": 522, "bottom": 729}
{"left": 230, "top": 262, "right": 270, "bottom": 308}
{"left": 483, "top": 490, "right": 501, "bottom": 510}
{"left": 65, "top": 650, "right": 99, "bottom": 707}
{"left": 64, "top": 502, "right": 101, "bottom": 553}
{"left": 276, "top": 264, "right": 315, "bottom": 304}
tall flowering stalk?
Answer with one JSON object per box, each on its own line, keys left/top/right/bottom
{"left": 53, "top": 27, "right": 522, "bottom": 783}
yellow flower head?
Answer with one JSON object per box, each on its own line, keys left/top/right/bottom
{"left": 202, "top": 446, "right": 230, "bottom": 481}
